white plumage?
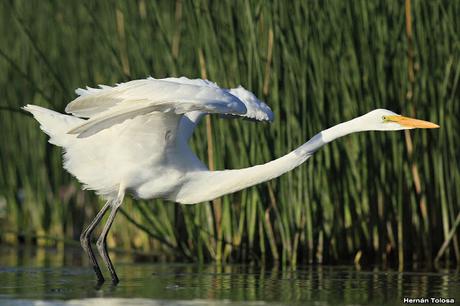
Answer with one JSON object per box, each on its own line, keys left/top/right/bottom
{"left": 23, "top": 76, "right": 438, "bottom": 284}
{"left": 25, "top": 77, "right": 274, "bottom": 202}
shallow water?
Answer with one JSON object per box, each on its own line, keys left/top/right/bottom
{"left": 0, "top": 247, "right": 459, "bottom": 305}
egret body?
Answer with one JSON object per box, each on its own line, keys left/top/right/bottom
{"left": 24, "top": 77, "right": 439, "bottom": 284}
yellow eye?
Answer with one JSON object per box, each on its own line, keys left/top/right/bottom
{"left": 382, "top": 116, "right": 388, "bottom": 121}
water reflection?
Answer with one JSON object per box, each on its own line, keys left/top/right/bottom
{"left": 0, "top": 246, "right": 459, "bottom": 306}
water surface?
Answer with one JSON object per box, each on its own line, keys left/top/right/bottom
{"left": 0, "top": 247, "right": 458, "bottom": 305}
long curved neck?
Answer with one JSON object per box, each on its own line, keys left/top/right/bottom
{"left": 174, "top": 116, "right": 363, "bottom": 204}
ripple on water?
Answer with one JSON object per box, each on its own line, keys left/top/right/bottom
{"left": 0, "top": 259, "right": 459, "bottom": 306}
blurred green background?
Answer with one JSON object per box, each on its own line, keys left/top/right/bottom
{"left": 0, "top": 0, "right": 458, "bottom": 268}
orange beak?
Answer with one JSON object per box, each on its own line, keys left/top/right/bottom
{"left": 386, "top": 115, "right": 440, "bottom": 129}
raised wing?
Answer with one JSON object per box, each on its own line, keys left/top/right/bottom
{"left": 162, "top": 78, "right": 274, "bottom": 122}
{"left": 66, "top": 77, "right": 273, "bottom": 138}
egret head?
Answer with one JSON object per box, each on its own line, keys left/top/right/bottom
{"left": 359, "top": 109, "right": 439, "bottom": 131}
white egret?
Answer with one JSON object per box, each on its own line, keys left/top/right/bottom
{"left": 23, "top": 76, "right": 439, "bottom": 284}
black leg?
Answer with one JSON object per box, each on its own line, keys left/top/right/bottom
{"left": 96, "top": 200, "right": 122, "bottom": 284}
{"left": 80, "top": 199, "right": 112, "bottom": 283}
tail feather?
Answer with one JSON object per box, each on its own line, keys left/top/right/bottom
{"left": 23, "top": 104, "right": 84, "bottom": 146}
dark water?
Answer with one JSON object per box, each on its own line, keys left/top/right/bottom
{"left": 0, "top": 247, "right": 459, "bottom": 305}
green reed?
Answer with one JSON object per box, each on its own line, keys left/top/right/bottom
{"left": 0, "top": 0, "right": 459, "bottom": 267}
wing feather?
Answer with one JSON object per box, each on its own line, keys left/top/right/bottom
{"left": 66, "top": 77, "right": 274, "bottom": 138}
{"left": 228, "top": 86, "right": 274, "bottom": 122}
{"left": 66, "top": 77, "right": 241, "bottom": 118}
{"left": 67, "top": 99, "right": 243, "bottom": 138}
